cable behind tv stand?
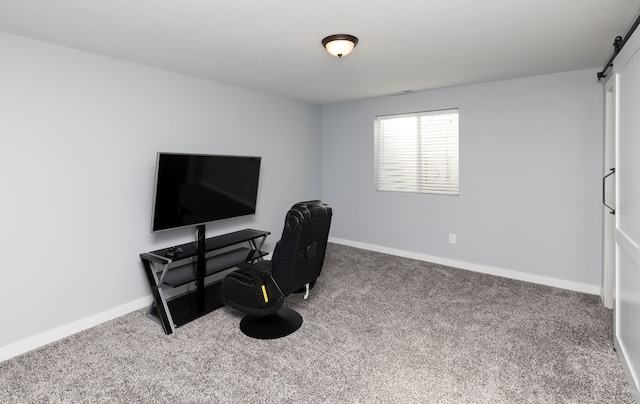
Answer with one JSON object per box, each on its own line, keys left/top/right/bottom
{"left": 140, "top": 228, "right": 270, "bottom": 334}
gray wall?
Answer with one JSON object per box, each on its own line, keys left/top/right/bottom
{"left": 321, "top": 69, "right": 603, "bottom": 288}
{"left": 0, "top": 30, "right": 605, "bottom": 356}
{"left": 0, "top": 33, "right": 321, "bottom": 350}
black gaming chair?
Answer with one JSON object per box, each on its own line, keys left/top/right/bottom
{"left": 220, "top": 200, "right": 332, "bottom": 339}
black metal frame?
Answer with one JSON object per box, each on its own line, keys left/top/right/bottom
{"left": 598, "top": 12, "right": 640, "bottom": 80}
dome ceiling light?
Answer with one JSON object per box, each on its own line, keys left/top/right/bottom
{"left": 322, "top": 34, "right": 359, "bottom": 58}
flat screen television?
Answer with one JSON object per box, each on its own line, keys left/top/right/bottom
{"left": 151, "top": 152, "right": 261, "bottom": 233}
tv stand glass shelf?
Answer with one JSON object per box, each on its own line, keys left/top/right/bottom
{"left": 140, "top": 228, "right": 270, "bottom": 334}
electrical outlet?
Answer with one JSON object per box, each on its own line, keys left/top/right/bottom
{"left": 449, "top": 234, "right": 457, "bottom": 244}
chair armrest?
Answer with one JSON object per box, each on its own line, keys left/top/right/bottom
{"left": 237, "top": 260, "right": 272, "bottom": 274}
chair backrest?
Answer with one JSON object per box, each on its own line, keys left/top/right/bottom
{"left": 270, "top": 200, "right": 332, "bottom": 295}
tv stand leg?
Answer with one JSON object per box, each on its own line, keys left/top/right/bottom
{"left": 249, "top": 233, "right": 268, "bottom": 261}
{"left": 141, "top": 260, "right": 176, "bottom": 334}
{"left": 196, "top": 225, "right": 206, "bottom": 313}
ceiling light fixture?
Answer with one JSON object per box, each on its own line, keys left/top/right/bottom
{"left": 322, "top": 34, "right": 359, "bottom": 58}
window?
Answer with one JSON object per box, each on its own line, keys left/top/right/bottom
{"left": 374, "top": 109, "right": 459, "bottom": 195}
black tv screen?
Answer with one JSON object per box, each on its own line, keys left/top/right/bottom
{"left": 151, "top": 153, "right": 261, "bottom": 233}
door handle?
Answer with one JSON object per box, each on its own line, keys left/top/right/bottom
{"left": 603, "top": 167, "right": 615, "bottom": 215}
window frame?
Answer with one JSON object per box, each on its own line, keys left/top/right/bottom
{"left": 374, "top": 108, "right": 459, "bottom": 196}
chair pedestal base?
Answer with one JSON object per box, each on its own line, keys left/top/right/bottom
{"left": 239, "top": 307, "right": 303, "bottom": 339}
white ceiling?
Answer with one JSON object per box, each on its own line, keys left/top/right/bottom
{"left": 1, "top": 0, "right": 639, "bottom": 105}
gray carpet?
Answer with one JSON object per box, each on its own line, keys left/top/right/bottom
{"left": 0, "top": 243, "right": 634, "bottom": 403}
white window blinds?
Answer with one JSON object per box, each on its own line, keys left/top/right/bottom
{"left": 375, "top": 109, "right": 459, "bottom": 195}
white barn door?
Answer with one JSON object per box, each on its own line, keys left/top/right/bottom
{"left": 613, "top": 28, "right": 640, "bottom": 398}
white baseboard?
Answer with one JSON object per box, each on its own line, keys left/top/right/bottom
{"left": 329, "top": 237, "right": 600, "bottom": 295}
{"left": 0, "top": 296, "right": 152, "bottom": 363}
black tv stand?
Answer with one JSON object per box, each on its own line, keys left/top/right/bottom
{"left": 140, "top": 228, "right": 270, "bottom": 334}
